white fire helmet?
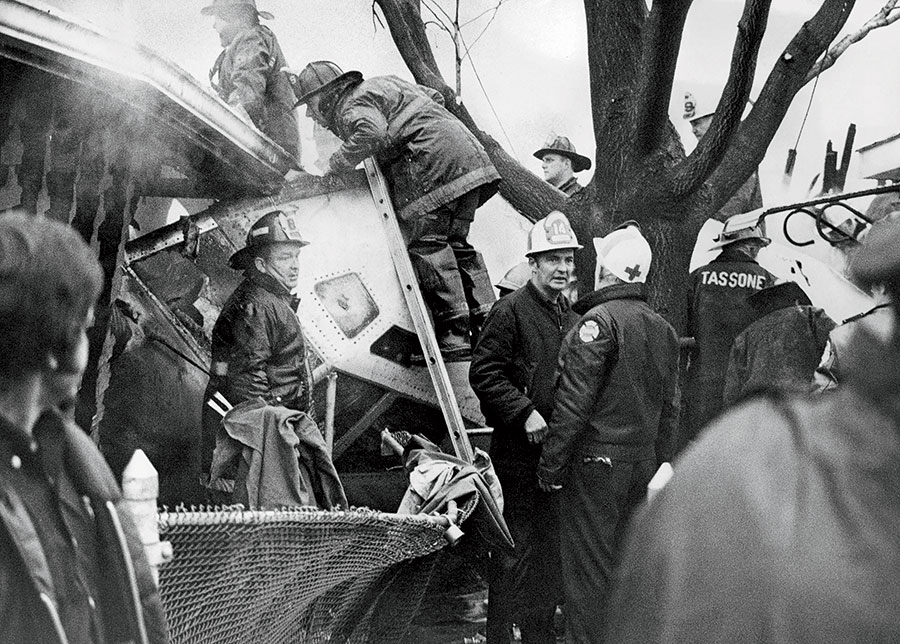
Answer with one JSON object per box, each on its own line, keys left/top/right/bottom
{"left": 682, "top": 90, "right": 715, "bottom": 123}
{"left": 593, "top": 221, "right": 652, "bottom": 284}
{"left": 525, "top": 210, "right": 583, "bottom": 257}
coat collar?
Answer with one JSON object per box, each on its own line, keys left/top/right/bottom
{"left": 573, "top": 282, "right": 645, "bottom": 314}
{"left": 524, "top": 280, "right": 568, "bottom": 310}
{"left": 245, "top": 268, "right": 299, "bottom": 306}
{"left": 712, "top": 245, "right": 759, "bottom": 263}
{"left": 748, "top": 282, "right": 812, "bottom": 317}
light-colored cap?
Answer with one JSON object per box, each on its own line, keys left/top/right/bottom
{"left": 525, "top": 210, "right": 583, "bottom": 257}
{"left": 593, "top": 222, "right": 652, "bottom": 284}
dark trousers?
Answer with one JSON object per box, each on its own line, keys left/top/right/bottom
{"left": 405, "top": 189, "right": 495, "bottom": 351}
{"left": 487, "top": 481, "right": 561, "bottom": 644}
{"left": 559, "top": 457, "right": 656, "bottom": 644}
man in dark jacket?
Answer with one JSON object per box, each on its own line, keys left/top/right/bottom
{"left": 200, "top": 210, "right": 314, "bottom": 498}
{"left": 538, "top": 223, "right": 680, "bottom": 644}
{"left": 604, "top": 214, "right": 900, "bottom": 644}
{"left": 723, "top": 281, "right": 835, "bottom": 405}
{"left": 533, "top": 135, "right": 592, "bottom": 197}
{"left": 290, "top": 61, "right": 501, "bottom": 360}
{"left": 0, "top": 213, "right": 168, "bottom": 644}
{"left": 470, "top": 211, "right": 582, "bottom": 644}
{"left": 682, "top": 214, "right": 775, "bottom": 451}
{"left": 203, "top": 0, "right": 299, "bottom": 159}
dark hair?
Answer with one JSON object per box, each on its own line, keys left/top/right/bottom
{"left": 0, "top": 213, "right": 103, "bottom": 379}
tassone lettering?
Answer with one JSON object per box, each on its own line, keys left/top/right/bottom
{"left": 700, "top": 270, "right": 766, "bottom": 289}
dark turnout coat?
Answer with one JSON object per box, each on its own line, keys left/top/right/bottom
{"left": 202, "top": 269, "right": 313, "bottom": 476}
{"left": 470, "top": 281, "right": 578, "bottom": 486}
{"left": 539, "top": 283, "right": 681, "bottom": 486}
{"left": 724, "top": 283, "right": 835, "bottom": 405}
{"left": 327, "top": 75, "right": 500, "bottom": 221}
{"left": 211, "top": 25, "right": 299, "bottom": 158}
{"left": 684, "top": 246, "right": 775, "bottom": 442}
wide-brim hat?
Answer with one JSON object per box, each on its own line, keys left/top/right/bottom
{"left": 201, "top": 0, "right": 274, "bottom": 20}
{"left": 533, "top": 135, "right": 592, "bottom": 173}
{"left": 229, "top": 210, "right": 309, "bottom": 270}
{"left": 290, "top": 61, "right": 363, "bottom": 107}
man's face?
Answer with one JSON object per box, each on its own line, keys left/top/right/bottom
{"left": 255, "top": 243, "right": 302, "bottom": 291}
{"left": 530, "top": 249, "right": 576, "bottom": 296}
{"left": 305, "top": 94, "right": 328, "bottom": 127}
{"left": 690, "top": 114, "right": 713, "bottom": 141}
{"left": 44, "top": 308, "right": 93, "bottom": 409}
{"left": 211, "top": 10, "right": 243, "bottom": 46}
{"left": 541, "top": 154, "right": 573, "bottom": 188}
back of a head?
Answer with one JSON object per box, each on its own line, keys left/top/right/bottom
{"left": 593, "top": 222, "right": 652, "bottom": 286}
{"left": 0, "top": 214, "right": 103, "bottom": 380}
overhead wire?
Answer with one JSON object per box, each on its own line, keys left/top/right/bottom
{"left": 420, "top": 0, "right": 520, "bottom": 160}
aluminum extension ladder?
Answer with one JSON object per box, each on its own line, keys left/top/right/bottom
{"left": 363, "top": 158, "right": 476, "bottom": 464}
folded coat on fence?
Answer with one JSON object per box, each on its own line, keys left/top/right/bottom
{"left": 210, "top": 399, "right": 348, "bottom": 509}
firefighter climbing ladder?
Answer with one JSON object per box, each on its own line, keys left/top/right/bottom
{"left": 363, "top": 158, "right": 476, "bottom": 464}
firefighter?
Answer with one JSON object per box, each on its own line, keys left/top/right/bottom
{"left": 537, "top": 222, "right": 680, "bottom": 644}
{"left": 200, "top": 210, "right": 314, "bottom": 499}
{"left": 470, "top": 211, "right": 582, "bottom": 644}
{"left": 604, "top": 210, "right": 900, "bottom": 644}
{"left": 0, "top": 213, "right": 168, "bottom": 644}
{"left": 289, "top": 61, "right": 500, "bottom": 361}
{"left": 682, "top": 214, "right": 776, "bottom": 452}
{"left": 533, "top": 135, "right": 592, "bottom": 197}
{"left": 723, "top": 280, "right": 835, "bottom": 406}
{"left": 203, "top": 0, "right": 300, "bottom": 160}
{"left": 494, "top": 261, "right": 531, "bottom": 298}
{"left": 683, "top": 90, "right": 763, "bottom": 217}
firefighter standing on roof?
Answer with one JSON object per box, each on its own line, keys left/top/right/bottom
{"left": 289, "top": 61, "right": 501, "bottom": 361}
{"left": 204, "top": 0, "right": 300, "bottom": 160}
{"left": 470, "top": 211, "right": 582, "bottom": 644}
{"left": 537, "top": 223, "right": 680, "bottom": 644}
{"left": 200, "top": 211, "right": 314, "bottom": 500}
{"left": 681, "top": 215, "right": 776, "bottom": 451}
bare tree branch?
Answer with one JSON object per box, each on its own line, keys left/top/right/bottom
{"left": 375, "top": 0, "right": 448, "bottom": 96}
{"left": 670, "top": 0, "right": 773, "bottom": 198}
{"left": 707, "top": 0, "right": 856, "bottom": 214}
{"left": 804, "top": 0, "right": 900, "bottom": 83}
{"left": 374, "top": 0, "right": 565, "bottom": 220}
{"left": 633, "top": 0, "right": 693, "bottom": 154}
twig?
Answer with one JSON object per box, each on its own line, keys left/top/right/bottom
{"left": 804, "top": 1, "right": 900, "bottom": 84}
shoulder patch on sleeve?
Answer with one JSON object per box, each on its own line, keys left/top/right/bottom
{"left": 578, "top": 319, "right": 600, "bottom": 343}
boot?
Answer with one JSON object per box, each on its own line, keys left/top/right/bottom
{"left": 408, "top": 240, "right": 473, "bottom": 363}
